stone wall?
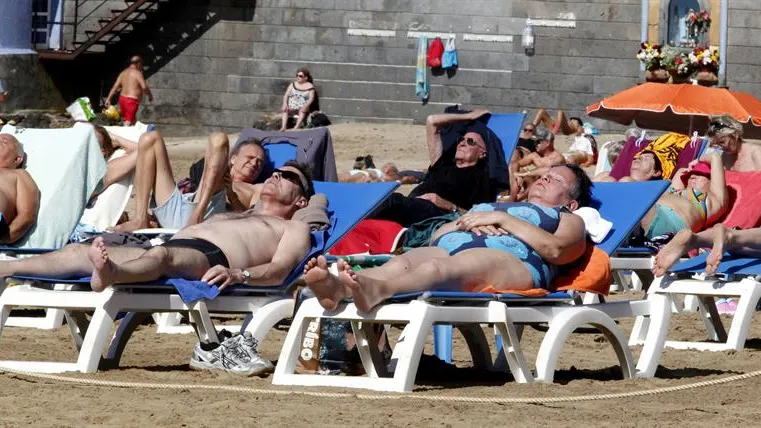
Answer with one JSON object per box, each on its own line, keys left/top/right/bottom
{"left": 726, "top": 0, "right": 761, "bottom": 96}
{"left": 122, "top": 0, "right": 643, "bottom": 135}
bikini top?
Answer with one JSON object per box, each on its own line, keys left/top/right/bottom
{"left": 668, "top": 185, "right": 708, "bottom": 226}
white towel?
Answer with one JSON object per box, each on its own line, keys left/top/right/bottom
{"left": 104, "top": 121, "right": 150, "bottom": 142}
{"left": 0, "top": 124, "right": 107, "bottom": 249}
{"left": 573, "top": 207, "right": 613, "bottom": 244}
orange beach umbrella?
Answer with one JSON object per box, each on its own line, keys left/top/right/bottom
{"left": 587, "top": 83, "right": 761, "bottom": 138}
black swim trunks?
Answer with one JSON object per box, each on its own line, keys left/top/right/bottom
{"left": 162, "top": 238, "right": 230, "bottom": 268}
{"left": 0, "top": 213, "right": 9, "bottom": 241}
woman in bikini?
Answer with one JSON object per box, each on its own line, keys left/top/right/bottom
{"left": 641, "top": 152, "right": 728, "bottom": 240}
{"left": 279, "top": 67, "right": 317, "bottom": 131}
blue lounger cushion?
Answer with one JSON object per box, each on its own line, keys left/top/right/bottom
{"left": 670, "top": 252, "right": 761, "bottom": 276}
{"left": 11, "top": 181, "right": 398, "bottom": 303}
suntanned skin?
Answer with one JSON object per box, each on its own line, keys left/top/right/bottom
{"left": 0, "top": 166, "right": 313, "bottom": 291}
{"left": 640, "top": 152, "right": 727, "bottom": 235}
{"left": 115, "top": 131, "right": 266, "bottom": 231}
{"left": 709, "top": 132, "right": 761, "bottom": 172}
{"left": 305, "top": 165, "right": 588, "bottom": 313}
{"left": 0, "top": 134, "right": 40, "bottom": 244}
{"left": 105, "top": 56, "right": 153, "bottom": 125}
{"left": 593, "top": 151, "right": 663, "bottom": 183}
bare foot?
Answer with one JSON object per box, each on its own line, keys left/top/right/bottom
{"left": 114, "top": 218, "right": 150, "bottom": 232}
{"left": 706, "top": 224, "right": 728, "bottom": 275}
{"left": 653, "top": 229, "right": 694, "bottom": 277}
{"left": 88, "top": 237, "right": 116, "bottom": 292}
{"left": 304, "top": 256, "right": 351, "bottom": 311}
{"left": 344, "top": 268, "right": 386, "bottom": 314}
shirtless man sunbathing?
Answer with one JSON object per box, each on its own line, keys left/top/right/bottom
{"left": 305, "top": 164, "right": 592, "bottom": 313}
{"left": 0, "top": 134, "right": 39, "bottom": 244}
{"left": 0, "top": 162, "right": 314, "bottom": 291}
{"left": 116, "top": 130, "right": 268, "bottom": 231}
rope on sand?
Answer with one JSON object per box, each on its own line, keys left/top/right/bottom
{"left": 2, "top": 367, "right": 760, "bottom": 404}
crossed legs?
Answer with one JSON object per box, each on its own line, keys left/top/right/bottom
{"left": 116, "top": 131, "right": 230, "bottom": 231}
{"left": 653, "top": 225, "right": 761, "bottom": 276}
{"left": 305, "top": 247, "right": 534, "bottom": 313}
{"left": 533, "top": 109, "right": 574, "bottom": 135}
{"left": 0, "top": 238, "right": 209, "bottom": 292}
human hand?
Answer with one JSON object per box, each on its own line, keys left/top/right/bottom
{"left": 281, "top": 106, "right": 288, "bottom": 113}
{"left": 104, "top": 99, "right": 111, "bottom": 108}
{"left": 201, "top": 265, "right": 244, "bottom": 290}
{"left": 455, "top": 211, "right": 510, "bottom": 233}
{"left": 469, "top": 108, "right": 490, "bottom": 120}
{"left": 416, "top": 193, "right": 454, "bottom": 211}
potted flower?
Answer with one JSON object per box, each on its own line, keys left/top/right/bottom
{"left": 686, "top": 9, "right": 712, "bottom": 45}
{"left": 637, "top": 42, "right": 668, "bottom": 82}
{"left": 662, "top": 46, "right": 692, "bottom": 83}
{"left": 689, "top": 46, "right": 719, "bottom": 86}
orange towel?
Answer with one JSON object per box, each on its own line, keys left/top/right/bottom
{"left": 467, "top": 245, "right": 612, "bottom": 297}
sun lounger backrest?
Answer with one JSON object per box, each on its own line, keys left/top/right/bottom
{"left": 261, "top": 142, "right": 298, "bottom": 178}
{"left": 592, "top": 181, "right": 670, "bottom": 255}
{"left": 79, "top": 149, "right": 133, "bottom": 230}
{"left": 486, "top": 112, "right": 525, "bottom": 161}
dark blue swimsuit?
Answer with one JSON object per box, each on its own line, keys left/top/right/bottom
{"left": 431, "top": 202, "right": 563, "bottom": 289}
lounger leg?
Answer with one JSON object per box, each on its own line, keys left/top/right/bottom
{"left": 244, "top": 298, "right": 295, "bottom": 343}
{"left": 536, "top": 307, "right": 635, "bottom": 383}
{"left": 696, "top": 296, "right": 727, "bottom": 342}
{"left": 489, "top": 302, "right": 533, "bottom": 383}
{"left": 723, "top": 278, "right": 761, "bottom": 350}
{"left": 65, "top": 311, "right": 90, "bottom": 350}
{"left": 188, "top": 301, "right": 219, "bottom": 344}
{"left": 351, "top": 321, "right": 389, "bottom": 378}
{"left": 75, "top": 298, "right": 120, "bottom": 373}
{"left": 635, "top": 294, "right": 670, "bottom": 378}
{"left": 102, "top": 311, "right": 151, "bottom": 369}
{"left": 386, "top": 301, "right": 434, "bottom": 392}
{"left": 457, "top": 324, "right": 492, "bottom": 370}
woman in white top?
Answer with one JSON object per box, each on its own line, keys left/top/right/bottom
{"left": 279, "top": 68, "right": 316, "bottom": 131}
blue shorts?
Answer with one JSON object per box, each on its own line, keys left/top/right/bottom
{"left": 645, "top": 204, "right": 687, "bottom": 240}
{"left": 152, "top": 187, "right": 226, "bottom": 229}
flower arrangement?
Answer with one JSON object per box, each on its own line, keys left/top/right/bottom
{"left": 686, "top": 9, "right": 712, "bottom": 34}
{"left": 689, "top": 46, "right": 719, "bottom": 72}
{"left": 636, "top": 42, "right": 663, "bottom": 70}
{"left": 661, "top": 46, "right": 692, "bottom": 77}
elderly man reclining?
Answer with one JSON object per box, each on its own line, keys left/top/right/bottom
{"left": 116, "top": 130, "right": 268, "bottom": 231}
{"left": 305, "top": 164, "right": 593, "bottom": 313}
{"left": 0, "top": 162, "right": 314, "bottom": 291}
{"left": 0, "top": 134, "right": 39, "bottom": 244}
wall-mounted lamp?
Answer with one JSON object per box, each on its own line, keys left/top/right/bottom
{"left": 522, "top": 21, "right": 535, "bottom": 56}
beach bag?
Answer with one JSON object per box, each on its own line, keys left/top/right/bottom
{"left": 427, "top": 37, "right": 444, "bottom": 68}
{"left": 441, "top": 37, "right": 458, "bottom": 69}
{"left": 294, "top": 287, "right": 391, "bottom": 375}
{"left": 66, "top": 97, "right": 96, "bottom": 121}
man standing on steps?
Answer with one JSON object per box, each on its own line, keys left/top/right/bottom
{"left": 104, "top": 55, "right": 153, "bottom": 126}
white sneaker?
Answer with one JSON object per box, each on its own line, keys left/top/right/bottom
{"left": 189, "top": 332, "right": 273, "bottom": 377}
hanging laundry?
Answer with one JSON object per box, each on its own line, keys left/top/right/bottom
{"left": 415, "top": 35, "right": 429, "bottom": 101}
{"left": 442, "top": 37, "right": 458, "bottom": 69}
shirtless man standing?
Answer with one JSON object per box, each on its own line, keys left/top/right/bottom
{"left": 705, "top": 115, "right": 761, "bottom": 172}
{"left": 0, "top": 161, "right": 314, "bottom": 290}
{"left": 104, "top": 55, "right": 153, "bottom": 126}
{"left": 0, "top": 134, "right": 39, "bottom": 244}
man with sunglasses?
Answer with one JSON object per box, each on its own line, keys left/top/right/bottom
{"left": 0, "top": 161, "right": 316, "bottom": 376}
{"left": 372, "top": 109, "right": 498, "bottom": 227}
{"left": 117, "top": 130, "right": 268, "bottom": 232}
{"left": 704, "top": 115, "right": 761, "bottom": 172}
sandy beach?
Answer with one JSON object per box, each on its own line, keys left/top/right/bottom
{"left": 0, "top": 123, "right": 759, "bottom": 426}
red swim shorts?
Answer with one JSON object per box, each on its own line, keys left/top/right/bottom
{"left": 118, "top": 95, "right": 140, "bottom": 123}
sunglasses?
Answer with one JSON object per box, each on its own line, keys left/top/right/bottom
{"left": 296, "top": 73, "right": 306, "bottom": 78}
{"left": 459, "top": 137, "right": 485, "bottom": 149}
{"left": 273, "top": 168, "right": 307, "bottom": 195}
{"left": 523, "top": 127, "right": 535, "bottom": 133}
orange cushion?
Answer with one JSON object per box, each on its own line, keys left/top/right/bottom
{"left": 553, "top": 246, "right": 612, "bottom": 296}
